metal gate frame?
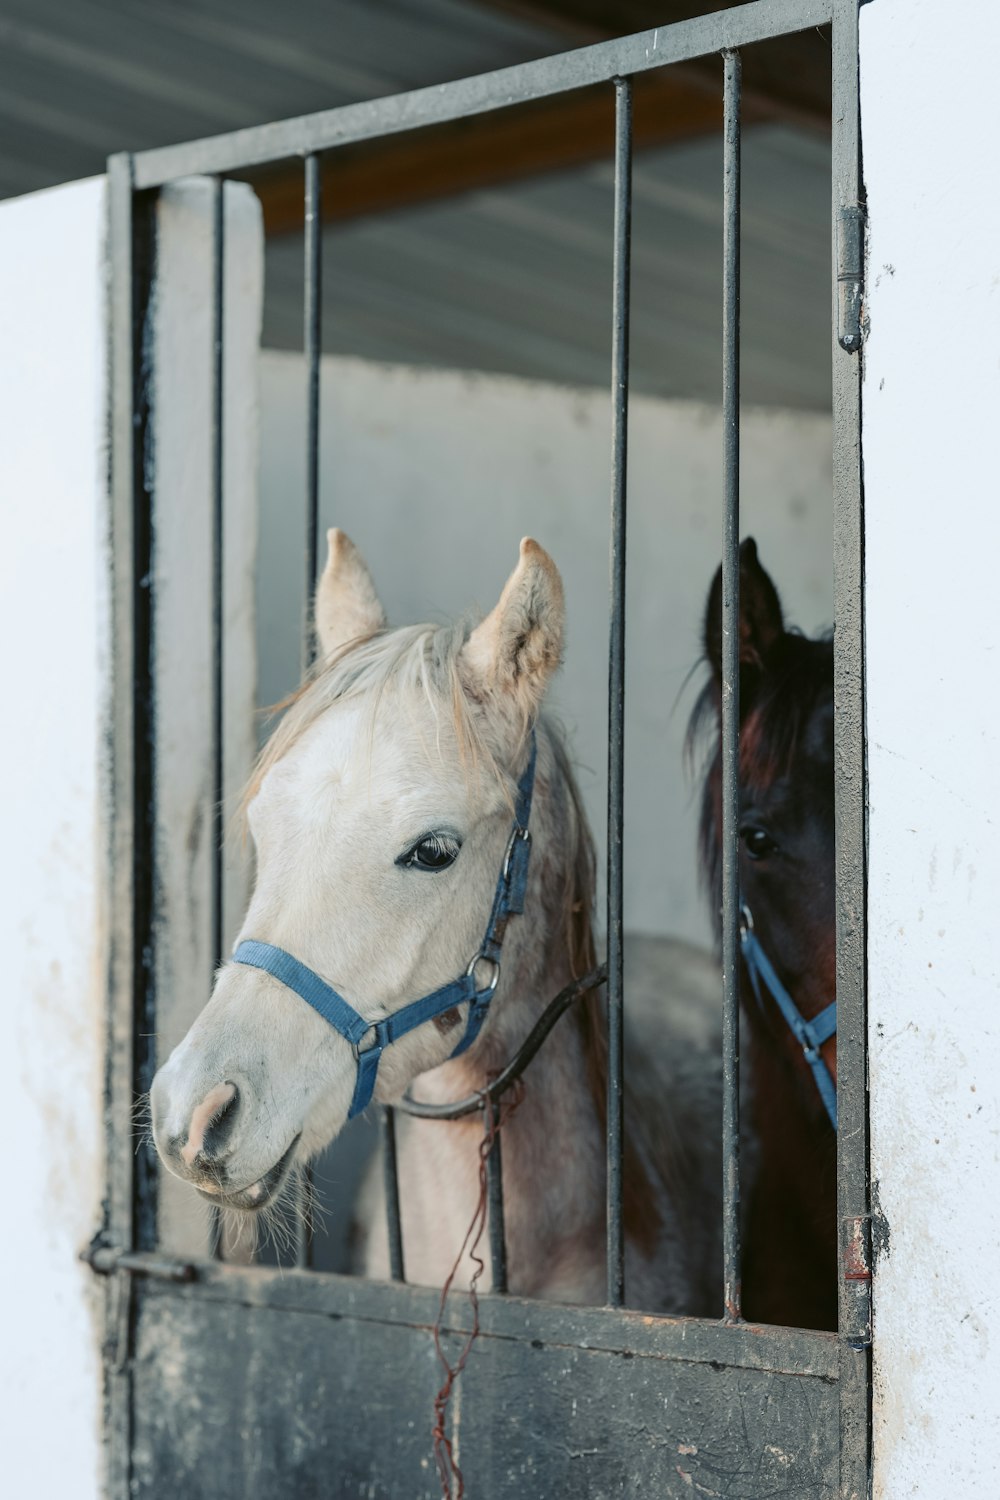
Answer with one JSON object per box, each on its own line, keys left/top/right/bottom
{"left": 98, "top": 1, "right": 870, "bottom": 1494}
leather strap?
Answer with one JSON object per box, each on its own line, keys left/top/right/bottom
{"left": 739, "top": 907, "right": 838, "bottom": 1130}
{"left": 232, "top": 733, "right": 537, "bottom": 1118}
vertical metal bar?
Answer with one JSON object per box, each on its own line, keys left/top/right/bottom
{"left": 210, "top": 178, "right": 225, "bottom": 974}
{"left": 210, "top": 177, "right": 226, "bottom": 1263}
{"left": 303, "top": 151, "right": 323, "bottom": 673}
{"left": 107, "top": 156, "right": 138, "bottom": 1259}
{"left": 720, "top": 48, "right": 743, "bottom": 1325}
{"left": 131, "top": 185, "right": 160, "bottom": 1262}
{"left": 485, "top": 1102, "right": 508, "bottom": 1295}
{"left": 106, "top": 148, "right": 140, "bottom": 1500}
{"left": 831, "top": 2, "right": 871, "bottom": 1495}
{"left": 605, "top": 74, "right": 632, "bottom": 1310}
{"left": 293, "top": 155, "right": 325, "bottom": 1270}
{"left": 382, "top": 1109, "right": 406, "bottom": 1283}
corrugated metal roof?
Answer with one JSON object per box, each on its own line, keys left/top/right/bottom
{"left": 0, "top": 0, "right": 567, "bottom": 198}
{"left": 0, "top": 0, "right": 831, "bottom": 408}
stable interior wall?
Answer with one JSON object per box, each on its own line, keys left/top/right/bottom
{"left": 258, "top": 352, "right": 833, "bottom": 950}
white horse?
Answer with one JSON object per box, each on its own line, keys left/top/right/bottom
{"left": 151, "top": 532, "right": 724, "bottom": 1314}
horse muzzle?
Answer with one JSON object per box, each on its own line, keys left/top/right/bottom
{"left": 149, "top": 1064, "right": 301, "bottom": 1211}
{"left": 194, "top": 1133, "right": 301, "bottom": 1213}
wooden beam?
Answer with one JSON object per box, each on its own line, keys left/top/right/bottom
{"left": 254, "top": 66, "right": 776, "bottom": 237}
{"left": 254, "top": 2, "right": 830, "bottom": 237}
{"left": 474, "top": 0, "right": 832, "bottom": 127}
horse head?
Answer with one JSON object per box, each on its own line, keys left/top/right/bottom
{"left": 695, "top": 538, "right": 836, "bottom": 1122}
{"left": 150, "top": 530, "right": 565, "bottom": 1215}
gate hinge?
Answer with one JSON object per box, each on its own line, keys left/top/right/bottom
{"left": 837, "top": 203, "right": 867, "bottom": 353}
{"left": 841, "top": 1213, "right": 872, "bottom": 1347}
{"left": 81, "top": 1235, "right": 197, "bottom": 1284}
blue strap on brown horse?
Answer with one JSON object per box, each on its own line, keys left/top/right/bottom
{"left": 739, "top": 904, "right": 838, "bottom": 1130}
{"left": 232, "top": 733, "right": 537, "bottom": 1120}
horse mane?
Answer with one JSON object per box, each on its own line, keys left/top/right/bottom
{"left": 687, "top": 630, "right": 834, "bottom": 934}
{"left": 544, "top": 729, "right": 602, "bottom": 1064}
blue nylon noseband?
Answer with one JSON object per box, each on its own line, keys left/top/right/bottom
{"left": 739, "top": 904, "right": 838, "bottom": 1130}
{"left": 232, "top": 735, "right": 537, "bottom": 1120}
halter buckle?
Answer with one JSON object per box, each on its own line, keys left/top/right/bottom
{"left": 503, "top": 826, "right": 531, "bottom": 882}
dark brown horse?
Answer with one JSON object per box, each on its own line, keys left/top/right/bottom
{"left": 692, "top": 538, "right": 836, "bottom": 1330}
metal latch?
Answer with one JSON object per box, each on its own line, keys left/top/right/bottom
{"left": 81, "top": 1237, "right": 197, "bottom": 1283}
{"left": 837, "top": 203, "right": 866, "bottom": 353}
{"left": 82, "top": 1238, "right": 198, "bottom": 1373}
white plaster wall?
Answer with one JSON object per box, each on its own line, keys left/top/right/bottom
{"left": 0, "top": 178, "right": 108, "bottom": 1498}
{"left": 862, "top": 2, "right": 1000, "bottom": 1493}
{"left": 259, "top": 354, "right": 833, "bottom": 945}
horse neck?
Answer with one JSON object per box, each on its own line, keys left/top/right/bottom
{"left": 743, "top": 995, "right": 836, "bottom": 1208}
{"left": 742, "top": 1005, "right": 838, "bottom": 1327}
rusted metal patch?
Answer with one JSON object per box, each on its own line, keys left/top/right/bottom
{"left": 842, "top": 1216, "right": 872, "bottom": 1284}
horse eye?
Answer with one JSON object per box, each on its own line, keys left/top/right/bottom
{"left": 741, "top": 827, "right": 778, "bottom": 861}
{"left": 399, "top": 833, "right": 461, "bottom": 872}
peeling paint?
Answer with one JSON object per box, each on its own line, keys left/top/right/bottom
{"left": 871, "top": 1181, "right": 891, "bottom": 1267}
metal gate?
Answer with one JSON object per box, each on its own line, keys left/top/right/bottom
{"left": 96, "top": 1, "right": 869, "bottom": 1494}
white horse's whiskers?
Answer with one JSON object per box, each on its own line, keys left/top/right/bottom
{"left": 132, "top": 1092, "right": 154, "bottom": 1157}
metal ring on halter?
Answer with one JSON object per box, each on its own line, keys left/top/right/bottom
{"left": 466, "top": 951, "right": 501, "bottom": 995}
{"left": 399, "top": 964, "right": 608, "bottom": 1121}
{"left": 739, "top": 902, "right": 754, "bottom": 935}
{"left": 502, "top": 826, "right": 531, "bottom": 881}
{"left": 353, "top": 1018, "right": 387, "bottom": 1057}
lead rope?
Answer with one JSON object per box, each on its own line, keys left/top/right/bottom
{"left": 402, "top": 967, "right": 607, "bottom": 1496}
{"left": 431, "top": 1081, "right": 525, "bottom": 1500}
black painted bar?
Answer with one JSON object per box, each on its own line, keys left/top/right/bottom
{"left": 381, "top": 1109, "right": 406, "bottom": 1283}
{"left": 303, "top": 152, "right": 322, "bottom": 674}
{"left": 486, "top": 1102, "right": 508, "bottom": 1294}
{"left": 128, "top": 1256, "right": 841, "bottom": 1379}
{"left": 210, "top": 177, "right": 226, "bottom": 1265}
{"left": 605, "top": 74, "right": 632, "bottom": 1310}
{"left": 720, "top": 50, "right": 743, "bottom": 1323}
{"left": 210, "top": 177, "right": 225, "bottom": 981}
{"left": 295, "top": 154, "right": 324, "bottom": 1270}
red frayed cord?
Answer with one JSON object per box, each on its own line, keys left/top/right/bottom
{"left": 431, "top": 1084, "right": 524, "bottom": 1500}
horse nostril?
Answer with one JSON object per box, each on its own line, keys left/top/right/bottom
{"left": 201, "top": 1084, "right": 241, "bottom": 1159}
{"left": 179, "top": 1081, "right": 240, "bottom": 1167}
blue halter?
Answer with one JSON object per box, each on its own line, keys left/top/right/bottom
{"left": 739, "top": 904, "right": 838, "bottom": 1130}
{"left": 232, "top": 736, "right": 537, "bottom": 1120}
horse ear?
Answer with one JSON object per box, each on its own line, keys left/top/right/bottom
{"left": 460, "top": 538, "right": 564, "bottom": 722}
{"left": 704, "top": 536, "right": 785, "bottom": 682}
{"left": 314, "top": 529, "right": 387, "bottom": 659}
